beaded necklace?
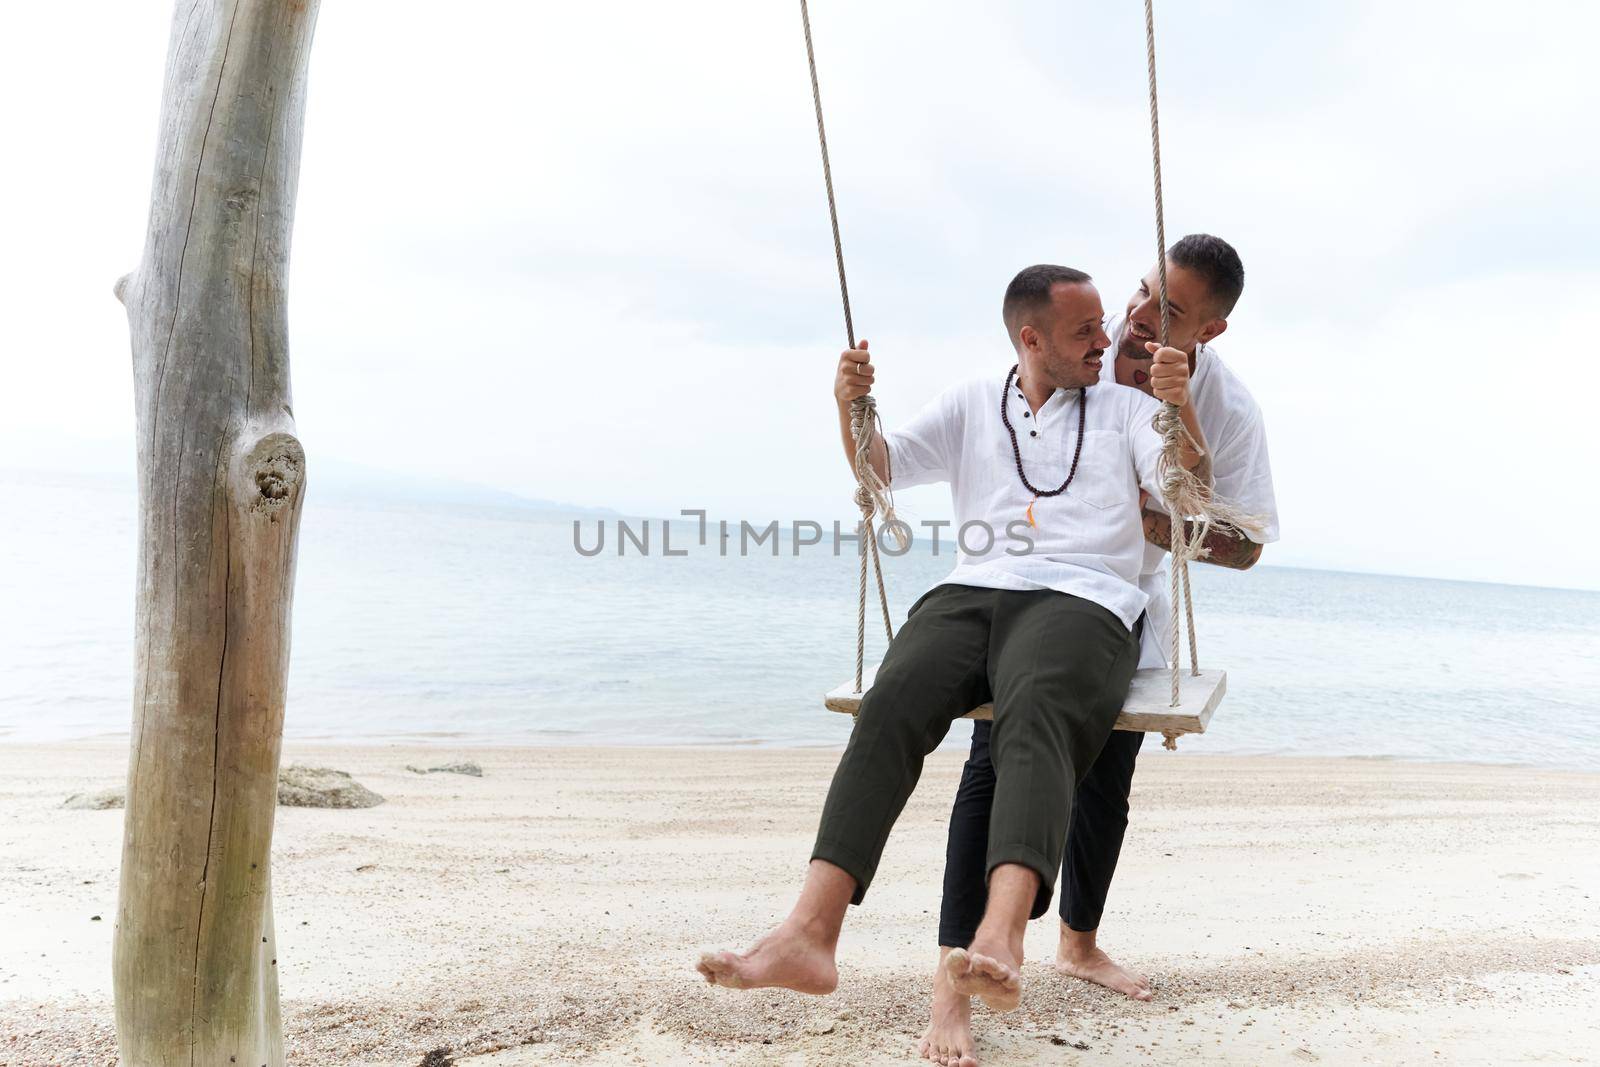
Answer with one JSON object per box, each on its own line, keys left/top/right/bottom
{"left": 1000, "top": 364, "right": 1086, "bottom": 528}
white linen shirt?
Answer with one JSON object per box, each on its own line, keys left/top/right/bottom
{"left": 1102, "top": 314, "right": 1281, "bottom": 667}
{"left": 884, "top": 370, "right": 1166, "bottom": 630}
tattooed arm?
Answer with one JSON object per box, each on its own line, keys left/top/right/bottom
{"left": 1141, "top": 507, "right": 1263, "bottom": 570}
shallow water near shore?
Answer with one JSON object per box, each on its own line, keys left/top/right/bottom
{"left": 2, "top": 476, "right": 1597, "bottom": 771}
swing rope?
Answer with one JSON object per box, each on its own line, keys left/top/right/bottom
{"left": 1141, "top": 0, "right": 1205, "bottom": 710}
{"left": 1144, "top": 0, "right": 1262, "bottom": 718}
{"left": 800, "top": 0, "right": 897, "bottom": 693}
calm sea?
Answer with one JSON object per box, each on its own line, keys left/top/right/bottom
{"left": 2, "top": 476, "right": 1597, "bottom": 771}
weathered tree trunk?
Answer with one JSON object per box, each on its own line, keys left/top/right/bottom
{"left": 114, "top": 1, "right": 319, "bottom": 1062}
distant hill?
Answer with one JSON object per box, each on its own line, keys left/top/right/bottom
{"left": 0, "top": 439, "right": 615, "bottom": 519}
{"left": 311, "top": 457, "right": 615, "bottom": 516}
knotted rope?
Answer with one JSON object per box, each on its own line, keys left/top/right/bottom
{"left": 800, "top": 0, "right": 898, "bottom": 693}
{"left": 1143, "top": 0, "right": 1261, "bottom": 720}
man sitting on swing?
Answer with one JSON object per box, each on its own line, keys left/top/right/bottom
{"left": 922, "top": 234, "right": 1280, "bottom": 1067}
{"left": 697, "top": 264, "right": 1207, "bottom": 1013}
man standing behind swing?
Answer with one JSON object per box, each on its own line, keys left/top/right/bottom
{"left": 697, "top": 265, "right": 1207, "bottom": 1014}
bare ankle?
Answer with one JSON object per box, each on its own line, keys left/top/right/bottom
{"left": 783, "top": 910, "right": 841, "bottom": 950}
{"left": 973, "top": 863, "right": 1039, "bottom": 956}
{"left": 1059, "top": 922, "right": 1097, "bottom": 959}
{"left": 972, "top": 925, "right": 1024, "bottom": 965}
{"left": 788, "top": 860, "right": 853, "bottom": 946}
{"left": 975, "top": 914, "right": 1028, "bottom": 958}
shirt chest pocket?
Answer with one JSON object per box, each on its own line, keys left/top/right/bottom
{"left": 1063, "top": 430, "right": 1134, "bottom": 511}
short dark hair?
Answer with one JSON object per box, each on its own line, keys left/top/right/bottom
{"left": 1003, "top": 264, "right": 1093, "bottom": 344}
{"left": 1169, "top": 234, "right": 1244, "bottom": 318}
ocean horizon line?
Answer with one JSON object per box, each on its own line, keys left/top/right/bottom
{"left": 7, "top": 462, "right": 1598, "bottom": 596}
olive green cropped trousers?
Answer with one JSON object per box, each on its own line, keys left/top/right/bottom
{"left": 812, "top": 583, "right": 1139, "bottom": 916}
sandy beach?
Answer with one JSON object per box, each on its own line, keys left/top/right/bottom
{"left": 2, "top": 742, "right": 1598, "bottom": 1065}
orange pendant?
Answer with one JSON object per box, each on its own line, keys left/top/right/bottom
{"left": 1026, "top": 498, "right": 1038, "bottom": 529}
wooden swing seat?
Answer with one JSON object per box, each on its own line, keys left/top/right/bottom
{"left": 825, "top": 665, "right": 1225, "bottom": 739}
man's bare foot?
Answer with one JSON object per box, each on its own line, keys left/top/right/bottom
{"left": 1054, "top": 923, "right": 1152, "bottom": 1001}
{"left": 696, "top": 920, "right": 838, "bottom": 996}
{"left": 918, "top": 948, "right": 979, "bottom": 1067}
{"left": 945, "top": 943, "right": 1022, "bottom": 1013}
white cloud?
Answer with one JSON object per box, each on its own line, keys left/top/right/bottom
{"left": 1, "top": 0, "right": 1593, "bottom": 589}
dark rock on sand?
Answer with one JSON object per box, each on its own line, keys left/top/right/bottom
{"left": 405, "top": 761, "right": 483, "bottom": 778}
{"left": 66, "top": 767, "right": 385, "bottom": 810}
{"left": 62, "top": 788, "right": 126, "bottom": 810}
{"left": 276, "top": 765, "right": 385, "bottom": 808}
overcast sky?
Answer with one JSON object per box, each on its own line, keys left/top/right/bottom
{"left": 2, "top": 1, "right": 1596, "bottom": 590}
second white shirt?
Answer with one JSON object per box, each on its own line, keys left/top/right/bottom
{"left": 1102, "top": 314, "right": 1282, "bottom": 667}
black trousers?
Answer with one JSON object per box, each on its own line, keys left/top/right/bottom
{"left": 812, "top": 584, "right": 1139, "bottom": 913}
{"left": 937, "top": 663, "right": 1145, "bottom": 947}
